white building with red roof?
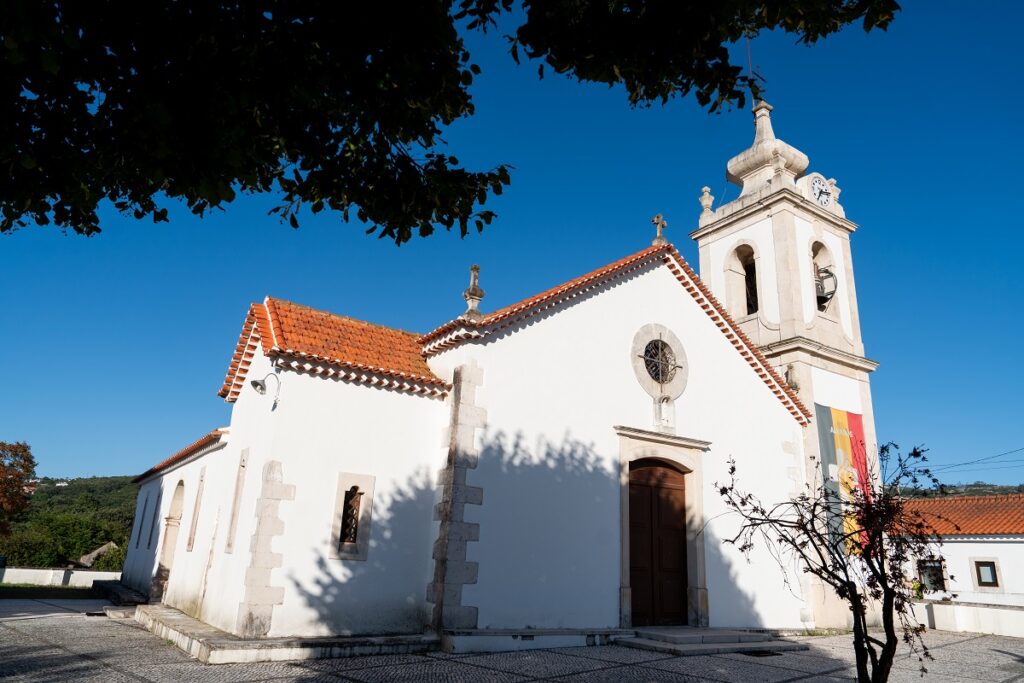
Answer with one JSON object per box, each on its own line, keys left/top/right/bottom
{"left": 905, "top": 494, "right": 1024, "bottom": 637}
{"left": 122, "top": 103, "right": 880, "bottom": 653}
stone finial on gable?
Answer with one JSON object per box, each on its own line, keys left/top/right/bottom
{"left": 462, "top": 264, "right": 485, "bottom": 321}
{"left": 699, "top": 187, "right": 714, "bottom": 216}
{"left": 651, "top": 213, "right": 668, "bottom": 246}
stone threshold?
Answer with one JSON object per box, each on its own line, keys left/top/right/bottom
{"left": 134, "top": 605, "right": 439, "bottom": 664}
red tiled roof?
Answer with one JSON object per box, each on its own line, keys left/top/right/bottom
{"left": 134, "top": 429, "right": 227, "bottom": 483}
{"left": 218, "top": 297, "right": 449, "bottom": 402}
{"left": 903, "top": 494, "right": 1024, "bottom": 536}
{"left": 421, "top": 245, "right": 667, "bottom": 342}
{"left": 420, "top": 244, "right": 812, "bottom": 425}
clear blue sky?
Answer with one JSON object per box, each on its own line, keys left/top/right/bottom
{"left": 3, "top": 1, "right": 1021, "bottom": 485}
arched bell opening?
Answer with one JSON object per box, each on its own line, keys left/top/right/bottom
{"left": 725, "top": 244, "right": 759, "bottom": 318}
{"left": 811, "top": 241, "right": 837, "bottom": 312}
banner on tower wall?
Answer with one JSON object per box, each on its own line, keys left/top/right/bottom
{"left": 814, "top": 404, "right": 871, "bottom": 549}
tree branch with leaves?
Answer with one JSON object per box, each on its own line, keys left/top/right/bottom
{"left": 2, "top": 1, "right": 899, "bottom": 242}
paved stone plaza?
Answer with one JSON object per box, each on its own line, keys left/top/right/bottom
{"left": 1, "top": 600, "right": 1023, "bottom": 682}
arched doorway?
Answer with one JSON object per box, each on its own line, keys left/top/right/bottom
{"left": 151, "top": 481, "right": 185, "bottom": 602}
{"left": 629, "top": 459, "right": 687, "bottom": 626}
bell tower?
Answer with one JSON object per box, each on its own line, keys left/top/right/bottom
{"left": 692, "top": 102, "right": 879, "bottom": 628}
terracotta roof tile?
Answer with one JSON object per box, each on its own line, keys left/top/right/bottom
{"left": 134, "top": 429, "right": 227, "bottom": 483}
{"left": 903, "top": 494, "right": 1024, "bottom": 536}
{"left": 420, "top": 244, "right": 811, "bottom": 425}
{"left": 219, "top": 297, "right": 448, "bottom": 402}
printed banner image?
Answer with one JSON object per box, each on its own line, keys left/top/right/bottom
{"left": 815, "top": 403, "right": 871, "bottom": 551}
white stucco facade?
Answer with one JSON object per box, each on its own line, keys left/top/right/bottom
{"left": 429, "top": 263, "right": 810, "bottom": 631}
{"left": 122, "top": 101, "right": 882, "bottom": 645}
{"left": 123, "top": 345, "right": 448, "bottom": 637}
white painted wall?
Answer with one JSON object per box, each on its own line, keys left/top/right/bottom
{"left": 122, "top": 477, "right": 164, "bottom": 592}
{"left": 0, "top": 567, "right": 121, "bottom": 587}
{"left": 125, "top": 255, "right": 829, "bottom": 638}
{"left": 922, "top": 536, "right": 1024, "bottom": 607}
{"left": 913, "top": 601, "right": 1024, "bottom": 638}
{"left": 124, "top": 343, "right": 448, "bottom": 638}
{"left": 430, "top": 261, "right": 810, "bottom": 630}
{"left": 810, "top": 367, "right": 864, "bottom": 414}
{"left": 263, "top": 366, "right": 447, "bottom": 637}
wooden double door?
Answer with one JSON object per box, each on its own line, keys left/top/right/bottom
{"left": 629, "top": 460, "right": 688, "bottom": 626}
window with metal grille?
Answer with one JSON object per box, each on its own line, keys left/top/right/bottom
{"left": 975, "top": 561, "right": 999, "bottom": 587}
{"left": 339, "top": 485, "right": 364, "bottom": 547}
{"left": 642, "top": 339, "right": 677, "bottom": 384}
{"left": 917, "top": 559, "right": 945, "bottom": 592}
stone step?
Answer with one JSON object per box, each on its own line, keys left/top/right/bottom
{"left": 618, "top": 636, "right": 808, "bottom": 657}
{"left": 634, "top": 628, "right": 773, "bottom": 645}
{"left": 136, "top": 604, "right": 439, "bottom": 664}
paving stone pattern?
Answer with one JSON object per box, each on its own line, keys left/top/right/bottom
{"left": 2, "top": 600, "right": 1023, "bottom": 682}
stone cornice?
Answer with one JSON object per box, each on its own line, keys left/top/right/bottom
{"left": 690, "top": 187, "right": 858, "bottom": 241}
{"left": 614, "top": 425, "right": 711, "bottom": 451}
{"left": 759, "top": 336, "right": 879, "bottom": 373}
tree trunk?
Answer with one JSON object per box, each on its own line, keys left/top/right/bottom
{"left": 849, "top": 589, "right": 871, "bottom": 682}
{"left": 872, "top": 587, "right": 898, "bottom": 683}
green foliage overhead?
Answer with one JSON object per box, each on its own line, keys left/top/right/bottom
{"left": 1, "top": 1, "right": 898, "bottom": 243}
{"left": 0, "top": 476, "right": 136, "bottom": 569}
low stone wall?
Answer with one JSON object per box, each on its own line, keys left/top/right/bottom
{"left": 0, "top": 567, "right": 121, "bottom": 588}
{"left": 914, "top": 599, "right": 1024, "bottom": 638}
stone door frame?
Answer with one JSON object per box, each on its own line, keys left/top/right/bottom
{"left": 151, "top": 480, "right": 185, "bottom": 602}
{"left": 615, "top": 425, "right": 710, "bottom": 628}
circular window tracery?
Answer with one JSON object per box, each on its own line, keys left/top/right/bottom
{"left": 642, "top": 339, "right": 677, "bottom": 384}
{"left": 631, "top": 324, "right": 688, "bottom": 400}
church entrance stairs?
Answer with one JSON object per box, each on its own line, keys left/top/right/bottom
{"left": 617, "top": 627, "right": 807, "bottom": 656}
{"left": 134, "top": 604, "right": 439, "bottom": 664}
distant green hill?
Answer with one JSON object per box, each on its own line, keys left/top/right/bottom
{"left": 0, "top": 476, "right": 137, "bottom": 570}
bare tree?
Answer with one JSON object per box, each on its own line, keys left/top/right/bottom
{"left": 717, "top": 444, "right": 953, "bottom": 683}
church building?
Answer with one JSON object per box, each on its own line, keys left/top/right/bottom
{"left": 121, "top": 103, "right": 878, "bottom": 652}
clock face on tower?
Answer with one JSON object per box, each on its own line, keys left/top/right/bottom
{"left": 810, "top": 176, "right": 832, "bottom": 207}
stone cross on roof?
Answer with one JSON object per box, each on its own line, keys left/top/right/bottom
{"left": 651, "top": 213, "right": 668, "bottom": 246}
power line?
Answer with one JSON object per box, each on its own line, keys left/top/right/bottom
{"left": 937, "top": 462, "right": 1024, "bottom": 473}
{"left": 940, "top": 462, "right": 1024, "bottom": 474}
{"left": 928, "top": 445, "right": 1024, "bottom": 473}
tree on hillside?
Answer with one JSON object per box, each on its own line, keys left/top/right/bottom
{"left": 718, "top": 444, "right": 950, "bottom": 683}
{"left": 0, "top": 475, "right": 137, "bottom": 568}
{"left": 0, "top": 441, "right": 37, "bottom": 535}
{"left": 2, "top": 1, "right": 899, "bottom": 243}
